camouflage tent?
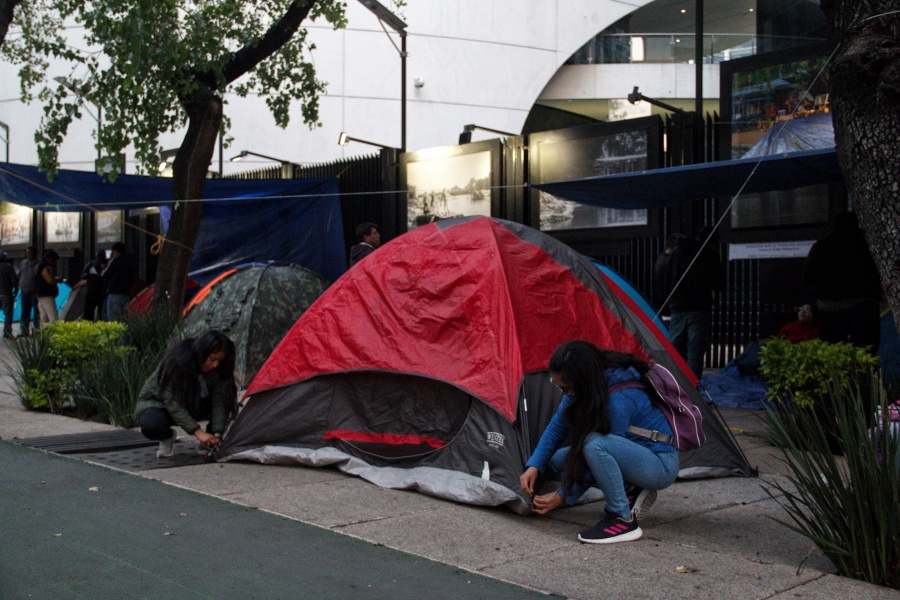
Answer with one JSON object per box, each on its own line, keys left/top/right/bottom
{"left": 182, "top": 263, "right": 330, "bottom": 389}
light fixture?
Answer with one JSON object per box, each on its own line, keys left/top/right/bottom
{"left": 626, "top": 86, "right": 685, "bottom": 114}
{"left": 158, "top": 148, "right": 179, "bottom": 173}
{"left": 356, "top": 0, "right": 407, "bottom": 152}
{"left": 337, "top": 132, "right": 394, "bottom": 150}
{"left": 680, "top": 8, "right": 686, "bottom": 13}
{"left": 229, "top": 150, "right": 296, "bottom": 165}
{"left": 458, "top": 124, "right": 517, "bottom": 144}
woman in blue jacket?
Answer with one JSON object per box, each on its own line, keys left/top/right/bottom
{"left": 520, "top": 340, "right": 679, "bottom": 544}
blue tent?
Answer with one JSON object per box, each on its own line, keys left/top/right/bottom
{"left": 1, "top": 283, "right": 72, "bottom": 324}
{"left": 589, "top": 259, "right": 668, "bottom": 336}
{"left": 0, "top": 164, "right": 346, "bottom": 284}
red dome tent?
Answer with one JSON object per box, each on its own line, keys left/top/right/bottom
{"left": 220, "top": 217, "right": 751, "bottom": 513}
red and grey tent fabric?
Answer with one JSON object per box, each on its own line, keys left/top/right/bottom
{"left": 219, "top": 217, "right": 752, "bottom": 513}
{"left": 128, "top": 280, "right": 201, "bottom": 316}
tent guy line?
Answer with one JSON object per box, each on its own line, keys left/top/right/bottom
{"left": 650, "top": 42, "right": 839, "bottom": 322}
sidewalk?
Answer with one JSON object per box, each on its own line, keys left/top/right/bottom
{"left": 0, "top": 341, "right": 895, "bottom": 599}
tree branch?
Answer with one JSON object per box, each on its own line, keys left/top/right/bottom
{"left": 195, "top": 0, "right": 316, "bottom": 89}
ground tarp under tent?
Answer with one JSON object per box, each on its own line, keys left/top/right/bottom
{"left": 182, "top": 263, "right": 330, "bottom": 390}
{"left": 219, "top": 216, "right": 753, "bottom": 514}
{"left": 0, "top": 163, "right": 346, "bottom": 285}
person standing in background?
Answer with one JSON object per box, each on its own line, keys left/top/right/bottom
{"left": 78, "top": 250, "right": 108, "bottom": 321}
{"left": 664, "top": 227, "right": 725, "bottom": 379}
{"left": 652, "top": 234, "right": 678, "bottom": 325}
{"left": 35, "top": 250, "right": 61, "bottom": 325}
{"left": 348, "top": 223, "right": 381, "bottom": 267}
{"left": 102, "top": 242, "right": 135, "bottom": 322}
{"left": 18, "top": 246, "right": 40, "bottom": 334}
{"left": 803, "top": 211, "right": 881, "bottom": 349}
{"left": 0, "top": 252, "right": 19, "bottom": 339}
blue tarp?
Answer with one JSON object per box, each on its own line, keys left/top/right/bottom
{"left": 0, "top": 164, "right": 346, "bottom": 285}
{"left": 742, "top": 112, "right": 835, "bottom": 158}
{"left": 1, "top": 284, "right": 72, "bottom": 323}
{"left": 536, "top": 147, "right": 842, "bottom": 209}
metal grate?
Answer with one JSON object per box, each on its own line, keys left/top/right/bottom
{"left": 80, "top": 443, "right": 212, "bottom": 472}
{"left": 16, "top": 430, "right": 157, "bottom": 454}
{"left": 16, "top": 430, "right": 213, "bottom": 471}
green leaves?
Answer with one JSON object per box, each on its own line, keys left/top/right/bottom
{"left": 764, "top": 374, "right": 900, "bottom": 588}
{"left": 760, "top": 337, "right": 879, "bottom": 409}
{"left": 2, "top": 0, "right": 348, "bottom": 177}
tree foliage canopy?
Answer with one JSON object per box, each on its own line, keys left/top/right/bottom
{"left": 1, "top": 0, "right": 347, "bottom": 178}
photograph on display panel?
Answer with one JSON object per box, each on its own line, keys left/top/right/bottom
{"left": 0, "top": 202, "right": 33, "bottom": 248}
{"left": 721, "top": 43, "right": 833, "bottom": 229}
{"left": 96, "top": 210, "right": 124, "bottom": 245}
{"left": 402, "top": 140, "right": 500, "bottom": 231}
{"left": 45, "top": 211, "right": 81, "bottom": 246}
{"left": 530, "top": 119, "right": 662, "bottom": 232}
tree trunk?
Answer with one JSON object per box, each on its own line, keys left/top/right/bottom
{"left": 0, "top": 0, "right": 22, "bottom": 48}
{"left": 821, "top": 1, "right": 900, "bottom": 330}
{"left": 150, "top": 0, "right": 318, "bottom": 314}
{"left": 151, "top": 85, "right": 222, "bottom": 312}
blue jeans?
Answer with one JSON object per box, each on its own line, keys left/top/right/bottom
{"left": 104, "top": 293, "right": 130, "bottom": 322}
{"left": 547, "top": 434, "right": 679, "bottom": 519}
{"left": 20, "top": 290, "right": 39, "bottom": 332}
{"left": 1, "top": 295, "right": 13, "bottom": 337}
{"left": 669, "top": 310, "right": 712, "bottom": 379}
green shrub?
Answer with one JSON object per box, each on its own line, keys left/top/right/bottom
{"left": 760, "top": 338, "right": 879, "bottom": 409}
{"left": 4, "top": 321, "right": 128, "bottom": 413}
{"left": 43, "top": 320, "right": 129, "bottom": 367}
{"left": 764, "top": 373, "right": 899, "bottom": 589}
{"left": 72, "top": 348, "right": 160, "bottom": 428}
{"left": 124, "top": 306, "right": 183, "bottom": 356}
{"left": 3, "top": 333, "right": 53, "bottom": 411}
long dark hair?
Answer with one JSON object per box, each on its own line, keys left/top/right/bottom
{"left": 549, "top": 340, "right": 650, "bottom": 494}
{"left": 157, "top": 330, "right": 235, "bottom": 403}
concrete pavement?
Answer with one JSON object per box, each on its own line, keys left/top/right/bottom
{"left": 0, "top": 341, "right": 896, "bottom": 599}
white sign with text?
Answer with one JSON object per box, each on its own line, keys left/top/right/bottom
{"left": 729, "top": 241, "right": 816, "bottom": 260}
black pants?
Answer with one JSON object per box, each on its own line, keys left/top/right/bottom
{"left": 138, "top": 407, "right": 216, "bottom": 441}
{"left": 138, "top": 408, "right": 178, "bottom": 441}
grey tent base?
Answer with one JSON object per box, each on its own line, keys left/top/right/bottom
{"left": 221, "top": 446, "right": 737, "bottom": 515}
{"left": 222, "top": 445, "right": 533, "bottom": 514}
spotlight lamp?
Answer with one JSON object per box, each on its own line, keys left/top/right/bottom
{"left": 337, "top": 132, "right": 394, "bottom": 150}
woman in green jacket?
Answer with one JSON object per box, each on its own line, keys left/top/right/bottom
{"left": 135, "top": 330, "right": 236, "bottom": 458}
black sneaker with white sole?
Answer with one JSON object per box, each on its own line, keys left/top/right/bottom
{"left": 577, "top": 511, "right": 643, "bottom": 544}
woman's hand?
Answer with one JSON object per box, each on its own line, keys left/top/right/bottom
{"left": 520, "top": 466, "right": 539, "bottom": 496}
{"left": 195, "top": 430, "right": 220, "bottom": 449}
{"left": 531, "top": 491, "right": 564, "bottom": 516}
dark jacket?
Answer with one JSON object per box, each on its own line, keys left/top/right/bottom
{"left": 349, "top": 243, "right": 375, "bottom": 267}
{"left": 665, "top": 236, "right": 724, "bottom": 312}
{"left": 134, "top": 367, "right": 229, "bottom": 435}
{"left": 802, "top": 227, "right": 881, "bottom": 303}
{"left": 34, "top": 259, "right": 59, "bottom": 298}
{"left": 102, "top": 254, "right": 135, "bottom": 296}
{"left": 0, "top": 262, "right": 18, "bottom": 297}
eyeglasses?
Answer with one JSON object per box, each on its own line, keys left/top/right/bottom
{"left": 549, "top": 378, "right": 573, "bottom": 396}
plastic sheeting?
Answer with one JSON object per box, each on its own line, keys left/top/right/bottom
{"left": 535, "top": 148, "right": 842, "bottom": 209}
{"left": 742, "top": 112, "right": 835, "bottom": 158}
{"left": 159, "top": 177, "right": 345, "bottom": 284}
{"left": 0, "top": 164, "right": 345, "bottom": 284}
{"left": 5, "top": 284, "right": 72, "bottom": 323}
